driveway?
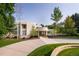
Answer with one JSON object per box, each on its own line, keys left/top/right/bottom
{"left": 40, "top": 38, "right": 79, "bottom": 44}
{"left": 0, "top": 38, "right": 79, "bottom": 56}
{"left": 0, "top": 39, "right": 46, "bottom": 56}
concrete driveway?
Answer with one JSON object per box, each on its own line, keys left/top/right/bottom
{"left": 0, "top": 38, "right": 79, "bottom": 56}
{"left": 0, "top": 39, "right": 46, "bottom": 56}
{"left": 40, "top": 38, "right": 79, "bottom": 44}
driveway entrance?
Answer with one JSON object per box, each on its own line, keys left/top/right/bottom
{"left": 0, "top": 38, "right": 79, "bottom": 56}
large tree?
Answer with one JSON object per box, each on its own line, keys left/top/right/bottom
{"left": 0, "top": 15, "right": 7, "bottom": 38}
{"left": 0, "top": 3, "right": 15, "bottom": 38}
{"left": 64, "top": 16, "right": 77, "bottom": 35}
{"left": 71, "top": 13, "right": 79, "bottom": 33}
{"left": 51, "top": 7, "right": 63, "bottom": 33}
{"left": 51, "top": 7, "right": 63, "bottom": 23}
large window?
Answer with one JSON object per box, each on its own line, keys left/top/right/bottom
{"left": 22, "top": 24, "right": 26, "bottom": 29}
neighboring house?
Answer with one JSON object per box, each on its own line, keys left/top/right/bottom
{"left": 16, "top": 21, "right": 49, "bottom": 39}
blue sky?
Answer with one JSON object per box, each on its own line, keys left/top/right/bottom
{"left": 14, "top": 3, "right": 79, "bottom": 25}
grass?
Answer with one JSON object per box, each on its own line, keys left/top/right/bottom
{"left": 58, "top": 48, "right": 79, "bottom": 56}
{"left": 28, "top": 43, "right": 67, "bottom": 56}
{"left": 1, "top": 38, "right": 79, "bottom": 56}
{"left": 28, "top": 43, "right": 79, "bottom": 56}
{"left": 0, "top": 39, "right": 22, "bottom": 47}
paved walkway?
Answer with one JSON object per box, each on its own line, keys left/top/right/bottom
{"left": 0, "top": 38, "right": 79, "bottom": 56}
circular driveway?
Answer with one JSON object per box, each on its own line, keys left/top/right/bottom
{"left": 0, "top": 38, "right": 79, "bottom": 56}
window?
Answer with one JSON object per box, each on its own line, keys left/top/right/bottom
{"left": 22, "top": 24, "right": 26, "bottom": 29}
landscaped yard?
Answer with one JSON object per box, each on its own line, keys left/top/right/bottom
{"left": 57, "top": 48, "right": 79, "bottom": 56}
{"left": 28, "top": 43, "right": 79, "bottom": 56}
{"left": 28, "top": 43, "right": 67, "bottom": 56}
{"left": 0, "top": 39, "right": 22, "bottom": 47}
{"left": 1, "top": 38, "right": 79, "bottom": 56}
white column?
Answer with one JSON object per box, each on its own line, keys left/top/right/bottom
{"left": 20, "top": 23, "right": 22, "bottom": 38}
{"left": 46, "top": 31, "right": 47, "bottom": 36}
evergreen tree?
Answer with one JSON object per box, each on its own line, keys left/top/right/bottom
{"left": 71, "top": 13, "right": 79, "bottom": 33}
{"left": 51, "top": 7, "right": 63, "bottom": 33}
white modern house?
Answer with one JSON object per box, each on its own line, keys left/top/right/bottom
{"left": 16, "top": 21, "right": 49, "bottom": 39}
{"left": 16, "top": 21, "right": 35, "bottom": 38}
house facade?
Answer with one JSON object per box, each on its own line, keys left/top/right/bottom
{"left": 16, "top": 21, "right": 49, "bottom": 39}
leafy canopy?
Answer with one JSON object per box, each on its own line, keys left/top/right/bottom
{"left": 71, "top": 13, "right": 79, "bottom": 33}
{"left": 0, "top": 3, "right": 15, "bottom": 38}
{"left": 64, "top": 16, "right": 77, "bottom": 35}
{"left": 30, "top": 26, "right": 38, "bottom": 37}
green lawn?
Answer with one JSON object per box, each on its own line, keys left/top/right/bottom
{"left": 0, "top": 39, "right": 22, "bottom": 47}
{"left": 58, "top": 48, "right": 79, "bottom": 56}
{"left": 28, "top": 43, "right": 79, "bottom": 56}
{"left": 1, "top": 39, "right": 79, "bottom": 56}
{"left": 28, "top": 43, "right": 67, "bottom": 56}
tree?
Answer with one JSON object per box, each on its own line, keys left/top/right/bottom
{"left": 64, "top": 16, "right": 77, "bottom": 35}
{"left": 30, "top": 26, "right": 38, "bottom": 37}
{"left": 0, "top": 3, "right": 15, "bottom": 38}
{"left": 51, "top": 7, "right": 63, "bottom": 33}
{"left": 0, "top": 15, "right": 7, "bottom": 38}
{"left": 71, "top": 13, "right": 79, "bottom": 33}
{"left": 40, "top": 24, "right": 44, "bottom": 27}
{"left": 51, "top": 7, "right": 63, "bottom": 23}
{"left": 56, "top": 22, "right": 65, "bottom": 33}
